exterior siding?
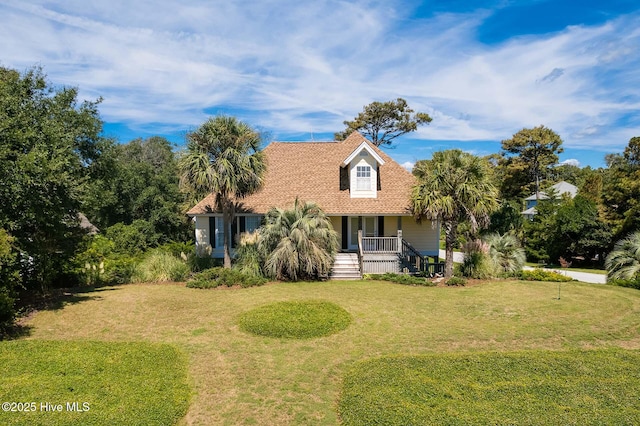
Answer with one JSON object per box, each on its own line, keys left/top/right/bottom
{"left": 401, "top": 216, "right": 440, "bottom": 256}
{"left": 349, "top": 153, "right": 377, "bottom": 198}
{"left": 330, "top": 216, "right": 342, "bottom": 239}
{"left": 383, "top": 216, "right": 399, "bottom": 237}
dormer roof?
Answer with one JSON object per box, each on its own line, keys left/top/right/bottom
{"left": 341, "top": 141, "right": 385, "bottom": 167}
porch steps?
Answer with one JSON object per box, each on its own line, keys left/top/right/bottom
{"left": 330, "top": 253, "right": 362, "bottom": 280}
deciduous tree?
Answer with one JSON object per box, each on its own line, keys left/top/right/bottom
{"left": 0, "top": 66, "right": 103, "bottom": 290}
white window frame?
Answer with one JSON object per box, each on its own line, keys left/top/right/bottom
{"left": 356, "top": 165, "right": 371, "bottom": 190}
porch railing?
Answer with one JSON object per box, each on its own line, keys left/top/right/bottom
{"left": 357, "top": 229, "right": 445, "bottom": 277}
{"left": 361, "top": 236, "right": 398, "bottom": 253}
{"left": 400, "top": 238, "right": 445, "bottom": 277}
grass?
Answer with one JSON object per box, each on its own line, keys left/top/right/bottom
{"left": 238, "top": 300, "right": 352, "bottom": 339}
{"left": 525, "top": 262, "right": 607, "bottom": 275}
{"left": 339, "top": 349, "right": 640, "bottom": 425}
{"left": 0, "top": 340, "right": 190, "bottom": 426}
{"left": 13, "top": 280, "right": 640, "bottom": 424}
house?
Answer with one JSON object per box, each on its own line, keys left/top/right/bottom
{"left": 186, "top": 132, "right": 442, "bottom": 277}
{"left": 521, "top": 181, "right": 578, "bottom": 220}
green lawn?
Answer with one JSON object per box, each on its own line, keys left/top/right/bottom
{"left": 6, "top": 280, "right": 640, "bottom": 424}
{"left": 525, "top": 262, "right": 607, "bottom": 275}
{"left": 339, "top": 350, "right": 640, "bottom": 425}
{"left": 0, "top": 340, "right": 190, "bottom": 426}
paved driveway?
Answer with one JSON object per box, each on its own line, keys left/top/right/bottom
{"left": 439, "top": 250, "right": 607, "bottom": 284}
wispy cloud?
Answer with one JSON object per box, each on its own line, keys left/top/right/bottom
{"left": 0, "top": 0, "right": 638, "bottom": 155}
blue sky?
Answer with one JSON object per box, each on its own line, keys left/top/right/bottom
{"left": 1, "top": 1, "right": 639, "bottom": 169}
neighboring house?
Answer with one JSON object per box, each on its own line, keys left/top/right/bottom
{"left": 186, "top": 132, "right": 441, "bottom": 276}
{"left": 78, "top": 213, "right": 99, "bottom": 235}
{"left": 521, "top": 181, "right": 578, "bottom": 220}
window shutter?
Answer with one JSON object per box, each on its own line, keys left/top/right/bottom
{"left": 340, "top": 166, "right": 349, "bottom": 190}
{"left": 231, "top": 218, "right": 238, "bottom": 248}
{"left": 378, "top": 216, "right": 384, "bottom": 236}
{"left": 341, "top": 216, "right": 348, "bottom": 250}
{"left": 209, "top": 217, "right": 216, "bottom": 248}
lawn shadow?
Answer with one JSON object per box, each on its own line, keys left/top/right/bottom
{"left": 1, "top": 323, "right": 33, "bottom": 340}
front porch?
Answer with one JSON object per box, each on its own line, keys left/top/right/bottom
{"left": 330, "top": 230, "right": 445, "bottom": 278}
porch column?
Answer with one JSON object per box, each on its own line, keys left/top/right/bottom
{"left": 397, "top": 230, "right": 402, "bottom": 253}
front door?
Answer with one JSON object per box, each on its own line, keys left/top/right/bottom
{"left": 348, "top": 216, "right": 377, "bottom": 250}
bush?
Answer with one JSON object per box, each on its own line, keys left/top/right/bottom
{"left": 132, "top": 251, "right": 190, "bottom": 283}
{"left": 73, "top": 235, "right": 137, "bottom": 285}
{"left": 156, "top": 241, "right": 193, "bottom": 259}
{"left": 461, "top": 240, "right": 495, "bottom": 279}
{"left": 0, "top": 288, "right": 15, "bottom": 333}
{"left": 484, "top": 233, "right": 526, "bottom": 276}
{"left": 364, "top": 273, "right": 436, "bottom": 287}
{"left": 446, "top": 276, "right": 467, "bottom": 286}
{"left": 102, "top": 256, "right": 137, "bottom": 285}
{"left": 519, "top": 269, "right": 573, "bottom": 282}
{"left": 187, "top": 267, "right": 267, "bottom": 289}
{"left": 233, "top": 232, "right": 264, "bottom": 278}
{"left": 607, "top": 278, "right": 640, "bottom": 290}
{"left": 105, "top": 220, "right": 158, "bottom": 255}
{"left": 188, "top": 254, "right": 221, "bottom": 273}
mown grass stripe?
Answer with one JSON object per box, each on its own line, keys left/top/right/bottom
{"left": 0, "top": 340, "right": 190, "bottom": 426}
{"left": 339, "top": 349, "right": 640, "bottom": 425}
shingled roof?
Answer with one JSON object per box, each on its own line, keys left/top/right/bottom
{"left": 186, "top": 132, "right": 417, "bottom": 216}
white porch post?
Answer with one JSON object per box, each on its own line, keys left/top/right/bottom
{"left": 397, "top": 230, "right": 402, "bottom": 253}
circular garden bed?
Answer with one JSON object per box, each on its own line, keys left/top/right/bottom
{"left": 238, "top": 300, "right": 352, "bottom": 339}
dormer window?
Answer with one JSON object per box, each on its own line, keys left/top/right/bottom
{"left": 342, "top": 141, "right": 385, "bottom": 199}
{"left": 356, "top": 166, "right": 371, "bottom": 190}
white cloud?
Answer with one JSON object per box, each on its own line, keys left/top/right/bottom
{"left": 0, "top": 0, "right": 638, "bottom": 154}
{"left": 558, "top": 159, "right": 581, "bottom": 167}
{"left": 401, "top": 161, "right": 415, "bottom": 171}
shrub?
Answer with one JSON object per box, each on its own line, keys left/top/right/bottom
{"left": 102, "top": 256, "right": 137, "bottom": 285}
{"left": 519, "top": 269, "right": 572, "bottom": 282}
{"left": 187, "top": 267, "right": 267, "bottom": 289}
{"left": 157, "top": 241, "right": 193, "bottom": 259}
{"left": 461, "top": 239, "right": 495, "bottom": 279}
{"left": 607, "top": 278, "right": 640, "bottom": 290}
{"left": 73, "top": 235, "right": 137, "bottom": 285}
{"left": 233, "top": 232, "right": 264, "bottom": 278}
{"left": 0, "top": 288, "right": 15, "bottom": 333}
{"left": 105, "top": 220, "right": 158, "bottom": 255}
{"left": 259, "top": 200, "right": 338, "bottom": 281}
{"left": 364, "top": 273, "right": 436, "bottom": 286}
{"left": 605, "top": 231, "right": 640, "bottom": 281}
{"left": 484, "top": 233, "right": 526, "bottom": 276}
{"left": 132, "top": 251, "right": 190, "bottom": 283}
{"left": 238, "top": 300, "right": 351, "bottom": 338}
{"left": 446, "top": 276, "right": 466, "bottom": 286}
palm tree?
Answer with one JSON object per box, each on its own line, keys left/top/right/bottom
{"left": 259, "top": 199, "right": 338, "bottom": 281}
{"left": 179, "top": 116, "right": 266, "bottom": 268}
{"left": 605, "top": 231, "right": 640, "bottom": 281}
{"left": 411, "top": 149, "right": 499, "bottom": 277}
{"left": 484, "top": 233, "right": 526, "bottom": 276}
